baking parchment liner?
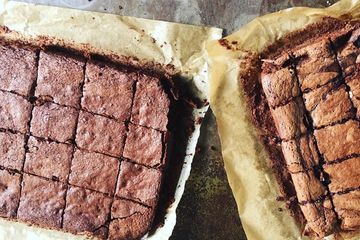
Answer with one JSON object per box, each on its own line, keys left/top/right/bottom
{"left": 206, "top": 1, "right": 360, "bottom": 240}
{"left": 0, "top": 0, "right": 223, "bottom": 239}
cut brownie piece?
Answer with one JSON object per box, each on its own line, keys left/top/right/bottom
{"left": 336, "top": 28, "right": 360, "bottom": 76}
{"left": 314, "top": 120, "right": 360, "bottom": 162}
{"left": 109, "top": 199, "right": 153, "bottom": 240}
{"left": 17, "top": 174, "right": 66, "bottom": 228}
{"left": 281, "top": 134, "right": 319, "bottom": 173}
{"left": 123, "top": 124, "right": 164, "bottom": 168}
{"left": 332, "top": 190, "right": 360, "bottom": 230}
{"left": 116, "top": 161, "right": 162, "bottom": 207}
{"left": 0, "top": 91, "right": 32, "bottom": 133}
{"left": 36, "top": 51, "right": 85, "bottom": 108}
{"left": 82, "top": 61, "right": 135, "bottom": 121}
{"left": 76, "top": 111, "right": 126, "bottom": 157}
{"left": 323, "top": 157, "right": 360, "bottom": 193}
{"left": 0, "top": 46, "right": 37, "bottom": 96}
{"left": 0, "top": 169, "right": 21, "bottom": 218}
{"left": 270, "top": 97, "right": 308, "bottom": 140}
{"left": 0, "top": 131, "right": 25, "bottom": 170}
{"left": 131, "top": 74, "right": 170, "bottom": 131}
{"left": 69, "top": 149, "right": 119, "bottom": 194}
{"left": 63, "top": 186, "right": 112, "bottom": 238}
{"left": 30, "top": 102, "right": 78, "bottom": 143}
{"left": 346, "top": 76, "right": 360, "bottom": 118}
{"left": 24, "top": 136, "right": 73, "bottom": 181}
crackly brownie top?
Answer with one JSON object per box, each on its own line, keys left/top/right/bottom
{"left": 0, "top": 44, "right": 175, "bottom": 239}
{"left": 255, "top": 19, "right": 360, "bottom": 238}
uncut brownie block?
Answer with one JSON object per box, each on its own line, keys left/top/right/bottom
{"left": 30, "top": 102, "right": 78, "bottom": 143}
{"left": 35, "top": 51, "right": 85, "bottom": 108}
{"left": 24, "top": 136, "right": 73, "bottom": 181}
{"left": 76, "top": 111, "right": 126, "bottom": 157}
{"left": 314, "top": 120, "right": 360, "bottom": 162}
{"left": 0, "top": 46, "right": 37, "bottom": 96}
{"left": 0, "top": 91, "right": 32, "bottom": 133}
{"left": 0, "top": 131, "right": 25, "bottom": 170}
{"left": 109, "top": 199, "right": 153, "bottom": 240}
{"left": 131, "top": 74, "right": 170, "bottom": 131}
{"left": 69, "top": 149, "right": 119, "bottom": 194}
{"left": 332, "top": 190, "right": 360, "bottom": 230}
{"left": 17, "top": 174, "right": 66, "bottom": 228}
{"left": 116, "top": 161, "right": 162, "bottom": 207}
{"left": 323, "top": 157, "right": 360, "bottom": 193}
{"left": 123, "top": 124, "right": 163, "bottom": 168}
{"left": 0, "top": 169, "right": 21, "bottom": 218}
{"left": 63, "top": 186, "right": 112, "bottom": 238}
{"left": 82, "top": 61, "right": 135, "bottom": 121}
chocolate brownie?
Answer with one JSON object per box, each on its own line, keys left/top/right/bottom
{"left": 24, "top": 136, "right": 73, "bottom": 181}
{"left": 30, "top": 102, "right": 78, "bottom": 143}
{"left": 69, "top": 149, "right": 119, "bottom": 194}
{"left": 123, "top": 124, "right": 164, "bottom": 168}
{"left": 0, "top": 131, "right": 25, "bottom": 171}
{"left": 63, "top": 186, "right": 112, "bottom": 238}
{"left": 333, "top": 190, "right": 360, "bottom": 230}
{"left": 0, "top": 46, "right": 37, "bottom": 96}
{"left": 109, "top": 199, "right": 153, "bottom": 240}
{"left": 36, "top": 51, "right": 85, "bottom": 108}
{"left": 82, "top": 61, "right": 135, "bottom": 121}
{"left": 17, "top": 174, "right": 66, "bottom": 228}
{"left": 346, "top": 75, "right": 360, "bottom": 118}
{"left": 116, "top": 161, "right": 162, "bottom": 207}
{"left": 0, "top": 170, "right": 21, "bottom": 218}
{"left": 0, "top": 91, "right": 32, "bottom": 133}
{"left": 76, "top": 111, "right": 126, "bottom": 157}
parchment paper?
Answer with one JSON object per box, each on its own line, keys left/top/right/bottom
{"left": 206, "top": 1, "right": 360, "bottom": 240}
{"left": 0, "top": 0, "right": 223, "bottom": 239}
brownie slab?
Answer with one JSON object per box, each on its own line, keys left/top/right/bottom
{"left": 116, "top": 161, "right": 162, "bottom": 207}
{"left": 0, "top": 91, "right": 32, "bottom": 133}
{"left": 69, "top": 149, "right": 119, "bottom": 194}
{"left": 0, "top": 170, "right": 21, "bottom": 218}
{"left": 30, "top": 102, "right": 78, "bottom": 143}
{"left": 0, "top": 46, "right": 37, "bottom": 96}
{"left": 24, "top": 136, "right": 73, "bottom": 181}
{"left": 332, "top": 190, "right": 360, "bottom": 230}
{"left": 0, "top": 131, "right": 25, "bottom": 171}
{"left": 109, "top": 199, "right": 153, "bottom": 240}
{"left": 76, "top": 111, "right": 126, "bottom": 157}
{"left": 17, "top": 174, "right": 66, "bottom": 228}
{"left": 123, "top": 124, "right": 164, "bottom": 168}
{"left": 63, "top": 186, "right": 112, "bottom": 238}
{"left": 82, "top": 61, "right": 135, "bottom": 121}
{"left": 36, "top": 51, "right": 85, "bottom": 108}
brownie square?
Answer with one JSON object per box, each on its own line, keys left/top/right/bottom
{"left": 123, "top": 124, "right": 163, "bottom": 168}
{"left": 35, "top": 51, "right": 85, "bottom": 108}
{"left": 82, "top": 61, "right": 135, "bottom": 121}
{"left": 116, "top": 161, "right": 162, "bottom": 207}
{"left": 332, "top": 190, "right": 360, "bottom": 230}
{"left": 30, "top": 102, "right": 78, "bottom": 143}
{"left": 17, "top": 174, "right": 66, "bottom": 228}
{"left": 0, "top": 131, "right": 25, "bottom": 170}
{"left": 131, "top": 75, "right": 170, "bottom": 131}
{"left": 281, "top": 134, "right": 319, "bottom": 173}
{"left": 63, "top": 186, "right": 112, "bottom": 237}
{"left": 337, "top": 28, "right": 360, "bottom": 76}
{"left": 315, "top": 120, "right": 360, "bottom": 162}
{"left": 323, "top": 157, "right": 360, "bottom": 193}
{"left": 304, "top": 85, "right": 353, "bottom": 127}
{"left": 261, "top": 67, "right": 300, "bottom": 107}
{"left": 76, "top": 111, "right": 126, "bottom": 157}
{"left": 0, "top": 91, "right": 32, "bottom": 133}
{"left": 347, "top": 76, "right": 360, "bottom": 118}
{"left": 69, "top": 149, "right": 119, "bottom": 194}
{"left": 24, "top": 136, "right": 73, "bottom": 181}
{"left": 0, "top": 46, "right": 37, "bottom": 96}
{"left": 270, "top": 97, "right": 308, "bottom": 140}
{"left": 109, "top": 199, "right": 153, "bottom": 240}
{"left": 0, "top": 169, "right": 21, "bottom": 218}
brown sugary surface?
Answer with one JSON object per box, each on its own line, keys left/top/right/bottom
{"left": 0, "top": 132, "right": 25, "bottom": 171}
{"left": 0, "top": 170, "right": 21, "bottom": 218}
{"left": 333, "top": 190, "right": 360, "bottom": 231}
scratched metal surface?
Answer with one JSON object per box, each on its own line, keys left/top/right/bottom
{"left": 15, "top": 0, "right": 336, "bottom": 239}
